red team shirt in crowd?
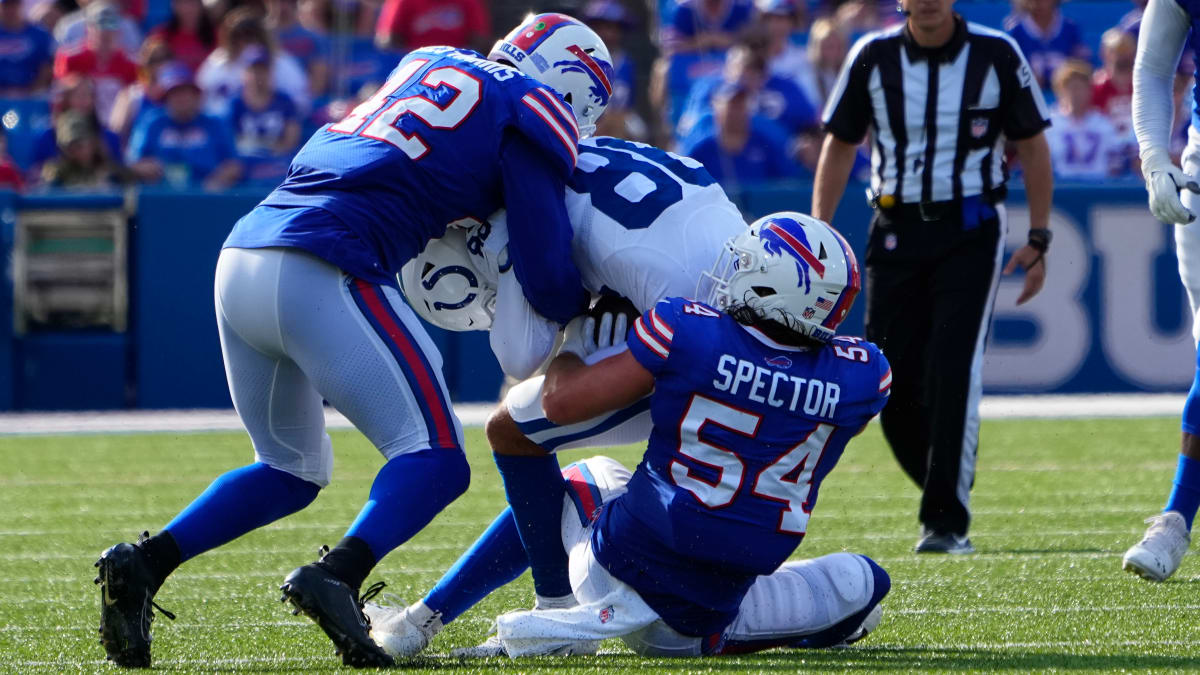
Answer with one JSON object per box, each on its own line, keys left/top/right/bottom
{"left": 1092, "top": 74, "right": 1133, "bottom": 135}
{"left": 53, "top": 46, "right": 137, "bottom": 127}
{"left": 375, "top": 0, "right": 489, "bottom": 49}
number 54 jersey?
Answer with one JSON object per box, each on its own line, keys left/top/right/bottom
{"left": 226, "top": 47, "right": 581, "bottom": 287}
{"left": 592, "top": 297, "right": 891, "bottom": 637}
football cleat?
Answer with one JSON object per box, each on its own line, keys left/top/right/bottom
{"left": 840, "top": 603, "right": 882, "bottom": 646}
{"left": 450, "top": 635, "right": 508, "bottom": 659}
{"left": 364, "top": 600, "right": 443, "bottom": 659}
{"left": 280, "top": 564, "right": 394, "bottom": 668}
{"left": 94, "top": 534, "right": 175, "bottom": 668}
{"left": 1123, "top": 511, "right": 1191, "bottom": 582}
{"left": 914, "top": 530, "right": 975, "bottom": 554}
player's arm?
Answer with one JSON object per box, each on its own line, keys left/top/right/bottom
{"left": 499, "top": 131, "right": 589, "bottom": 325}
{"left": 812, "top": 35, "right": 873, "bottom": 223}
{"left": 542, "top": 351, "right": 654, "bottom": 425}
{"left": 1134, "top": 0, "right": 1194, "bottom": 223}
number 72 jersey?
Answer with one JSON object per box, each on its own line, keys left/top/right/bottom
{"left": 241, "top": 47, "right": 582, "bottom": 283}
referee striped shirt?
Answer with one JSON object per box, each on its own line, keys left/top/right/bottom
{"left": 821, "top": 16, "right": 1051, "bottom": 205}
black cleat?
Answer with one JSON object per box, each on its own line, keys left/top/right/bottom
{"left": 94, "top": 534, "right": 175, "bottom": 668}
{"left": 280, "top": 563, "right": 393, "bottom": 668}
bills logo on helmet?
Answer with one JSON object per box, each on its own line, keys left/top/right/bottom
{"left": 760, "top": 220, "right": 826, "bottom": 294}
{"left": 554, "top": 44, "right": 614, "bottom": 108}
{"left": 764, "top": 355, "right": 793, "bottom": 368}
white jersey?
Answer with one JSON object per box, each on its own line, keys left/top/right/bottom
{"left": 1044, "top": 109, "right": 1131, "bottom": 180}
{"left": 479, "top": 136, "right": 746, "bottom": 378}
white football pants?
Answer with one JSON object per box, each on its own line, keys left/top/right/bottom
{"left": 215, "top": 247, "right": 463, "bottom": 487}
{"left": 495, "top": 456, "right": 881, "bottom": 657}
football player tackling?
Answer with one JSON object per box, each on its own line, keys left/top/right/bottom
{"left": 373, "top": 213, "right": 892, "bottom": 657}
{"left": 1125, "top": 0, "right": 1200, "bottom": 581}
{"left": 93, "top": 13, "right": 612, "bottom": 668}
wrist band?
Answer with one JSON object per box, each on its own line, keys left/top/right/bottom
{"left": 1027, "top": 228, "right": 1052, "bottom": 253}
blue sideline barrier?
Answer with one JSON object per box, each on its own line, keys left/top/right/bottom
{"left": 0, "top": 180, "right": 1192, "bottom": 410}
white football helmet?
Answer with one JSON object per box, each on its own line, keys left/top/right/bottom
{"left": 699, "top": 212, "right": 861, "bottom": 343}
{"left": 399, "top": 227, "right": 496, "bottom": 332}
{"left": 490, "top": 13, "right": 614, "bottom": 137}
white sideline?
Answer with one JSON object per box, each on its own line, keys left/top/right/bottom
{"left": 0, "top": 393, "right": 1186, "bottom": 436}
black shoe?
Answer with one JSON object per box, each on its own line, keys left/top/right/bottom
{"left": 280, "top": 562, "right": 393, "bottom": 668}
{"left": 94, "top": 534, "right": 176, "bottom": 668}
{"left": 914, "top": 530, "right": 975, "bottom": 554}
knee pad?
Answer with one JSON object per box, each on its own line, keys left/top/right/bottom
{"left": 255, "top": 431, "right": 334, "bottom": 488}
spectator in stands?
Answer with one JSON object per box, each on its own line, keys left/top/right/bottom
{"left": 197, "top": 7, "right": 308, "bottom": 116}
{"left": 1171, "top": 56, "right": 1194, "bottom": 164}
{"left": 54, "top": 0, "right": 141, "bottom": 54}
{"left": 1119, "top": 0, "right": 1147, "bottom": 35}
{"left": 1005, "top": 0, "right": 1089, "bottom": 90}
{"left": 794, "top": 16, "right": 847, "bottom": 113}
{"left": 0, "top": 126, "right": 22, "bottom": 191}
{"left": 759, "top": 0, "right": 807, "bottom": 84}
{"left": 0, "top": 0, "right": 53, "bottom": 95}
{"left": 31, "top": 74, "right": 123, "bottom": 171}
{"left": 109, "top": 36, "right": 172, "bottom": 140}
{"left": 127, "top": 62, "right": 242, "bottom": 190}
{"left": 679, "top": 80, "right": 799, "bottom": 188}
{"left": 228, "top": 44, "right": 298, "bottom": 183}
{"left": 584, "top": 0, "right": 645, "bottom": 140}
{"left": 40, "top": 109, "right": 131, "bottom": 188}
{"left": 1092, "top": 27, "right": 1135, "bottom": 137}
{"left": 148, "top": 0, "right": 216, "bottom": 72}
{"left": 662, "top": 0, "right": 755, "bottom": 54}
{"left": 266, "top": 0, "right": 328, "bottom": 98}
{"left": 1045, "top": 60, "right": 1132, "bottom": 180}
{"left": 677, "top": 40, "right": 816, "bottom": 147}
{"left": 374, "top": 0, "right": 489, "bottom": 52}
{"left": 832, "top": 0, "right": 897, "bottom": 34}
{"left": 53, "top": 4, "right": 137, "bottom": 129}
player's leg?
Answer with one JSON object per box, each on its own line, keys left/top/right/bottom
{"left": 714, "top": 553, "right": 891, "bottom": 654}
{"left": 916, "top": 208, "right": 1004, "bottom": 553}
{"left": 863, "top": 221, "right": 936, "bottom": 490}
{"left": 95, "top": 247, "right": 326, "bottom": 667}
{"left": 488, "top": 349, "right": 652, "bottom": 608}
{"left": 273, "top": 259, "right": 469, "bottom": 665}
{"left": 1124, "top": 139, "right": 1200, "bottom": 580}
{"left": 369, "top": 456, "right": 634, "bottom": 658}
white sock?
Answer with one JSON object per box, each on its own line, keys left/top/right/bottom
{"left": 534, "top": 593, "right": 577, "bottom": 610}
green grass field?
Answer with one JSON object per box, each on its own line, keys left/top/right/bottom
{"left": 3, "top": 417, "right": 1199, "bottom": 673}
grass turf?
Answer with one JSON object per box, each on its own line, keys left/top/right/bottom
{"left": 2, "top": 417, "right": 1199, "bottom": 672}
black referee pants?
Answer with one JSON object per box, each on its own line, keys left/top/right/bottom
{"left": 864, "top": 204, "right": 1005, "bottom": 537}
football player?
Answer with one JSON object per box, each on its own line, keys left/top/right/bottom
{"left": 373, "top": 213, "right": 890, "bottom": 658}
{"left": 380, "top": 135, "right": 746, "bottom": 654}
{"left": 92, "top": 14, "right": 612, "bottom": 668}
{"left": 1124, "top": 0, "right": 1200, "bottom": 581}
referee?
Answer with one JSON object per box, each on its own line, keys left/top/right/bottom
{"left": 812, "top": 0, "right": 1054, "bottom": 553}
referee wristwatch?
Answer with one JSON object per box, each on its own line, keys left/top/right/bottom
{"left": 1026, "top": 228, "right": 1052, "bottom": 268}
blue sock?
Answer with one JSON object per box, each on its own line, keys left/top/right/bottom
{"left": 423, "top": 507, "right": 529, "bottom": 623}
{"left": 345, "top": 448, "right": 471, "bottom": 560}
{"left": 494, "top": 453, "right": 572, "bottom": 599}
{"left": 164, "top": 462, "right": 320, "bottom": 562}
{"left": 1165, "top": 454, "right": 1200, "bottom": 530}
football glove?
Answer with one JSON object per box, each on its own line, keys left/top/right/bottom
{"left": 559, "top": 311, "right": 628, "bottom": 359}
{"left": 1143, "top": 150, "right": 1199, "bottom": 225}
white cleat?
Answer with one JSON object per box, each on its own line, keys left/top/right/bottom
{"left": 842, "top": 604, "right": 882, "bottom": 646}
{"left": 1122, "top": 511, "right": 1191, "bottom": 582}
{"left": 364, "top": 600, "right": 443, "bottom": 659}
{"left": 450, "top": 635, "right": 508, "bottom": 659}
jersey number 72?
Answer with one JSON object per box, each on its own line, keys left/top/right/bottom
{"left": 329, "top": 58, "right": 481, "bottom": 160}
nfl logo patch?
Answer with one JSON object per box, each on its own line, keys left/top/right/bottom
{"left": 599, "top": 606, "right": 614, "bottom": 624}
{"left": 971, "top": 117, "right": 988, "bottom": 138}
{"left": 803, "top": 307, "right": 816, "bottom": 319}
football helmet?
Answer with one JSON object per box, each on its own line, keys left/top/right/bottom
{"left": 699, "top": 212, "right": 861, "bottom": 343}
{"left": 490, "top": 13, "right": 614, "bottom": 137}
{"left": 399, "top": 227, "right": 496, "bottom": 332}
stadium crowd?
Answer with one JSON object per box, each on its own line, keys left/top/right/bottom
{"left": 0, "top": 0, "right": 1179, "bottom": 193}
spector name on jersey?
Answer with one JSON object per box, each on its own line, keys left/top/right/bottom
{"left": 713, "top": 354, "right": 841, "bottom": 417}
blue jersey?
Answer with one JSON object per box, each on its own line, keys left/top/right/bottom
{"left": 1004, "top": 13, "right": 1088, "bottom": 88}
{"left": 230, "top": 91, "right": 300, "bottom": 157}
{"left": 592, "top": 298, "right": 890, "bottom": 637}
{"left": 1174, "top": 0, "right": 1200, "bottom": 128}
{"left": 0, "top": 23, "right": 52, "bottom": 89}
{"left": 224, "top": 47, "right": 589, "bottom": 323}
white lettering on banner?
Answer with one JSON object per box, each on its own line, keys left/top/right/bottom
{"left": 1092, "top": 207, "right": 1193, "bottom": 388}
{"left": 983, "top": 208, "right": 1090, "bottom": 389}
